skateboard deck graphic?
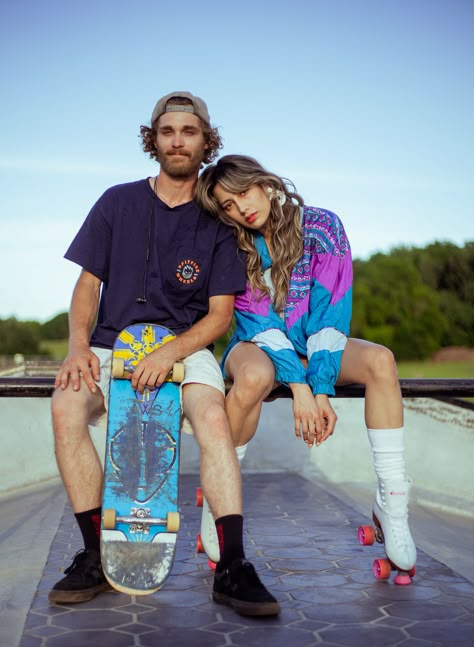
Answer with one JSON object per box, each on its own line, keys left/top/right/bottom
{"left": 101, "top": 323, "right": 184, "bottom": 595}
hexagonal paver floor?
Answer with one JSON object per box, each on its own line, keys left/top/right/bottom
{"left": 20, "top": 474, "right": 474, "bottom": 646}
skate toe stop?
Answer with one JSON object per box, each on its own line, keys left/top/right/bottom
{"left": 394, "top": 573, "right": 412, "bottom": 585}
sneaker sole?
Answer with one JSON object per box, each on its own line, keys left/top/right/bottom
{"left": 212, "top": 591, "right": 280, "bottom": 616}
{"left": 48, "top": 581, "right": 112, "bottom": 604}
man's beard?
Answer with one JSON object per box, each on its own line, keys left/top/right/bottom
{"left": 156, "top": 148, "right": 203, "bottom": 178}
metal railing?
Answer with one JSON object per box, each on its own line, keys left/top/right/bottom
{"left": 0, "top": 376, "right": 473, "bottom": 409}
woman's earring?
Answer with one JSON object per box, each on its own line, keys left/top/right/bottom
{"left": 267, "top": 186, "right": 286, "bottom": 207}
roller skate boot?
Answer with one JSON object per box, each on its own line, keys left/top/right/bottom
{"left": 358, "top": 479, "right": 417, "bottom": 585}
{"left": 196, "top": 487, "right": 220, "bottom": 568}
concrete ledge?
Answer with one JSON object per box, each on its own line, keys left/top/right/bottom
{"left": 1, "top": 395, "right": 473, "bottom": 517}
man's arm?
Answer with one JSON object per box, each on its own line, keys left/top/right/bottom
{"left": 55, "top": 269, "right": 102, "bottom": 392}
{"left": 131, "top": 294, "right": 234, "bottom": 391}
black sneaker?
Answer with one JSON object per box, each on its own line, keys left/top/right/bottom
{"left": 213, "top": 558, "right": 280, "bottom": 616}
{"left": 48, "top": 549, "right": 111, "bottom": 604}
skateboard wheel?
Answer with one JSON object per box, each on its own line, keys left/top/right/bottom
{"left": 103, "top": 508, "right": 117, "bottom": 529}
{"left": 196, "top": 487, "right": 203, "bottom": 507}
{"left": 166, "top": 511, "right": 180, "bottom": 532}
{"left": 170, "top": 362, "right": 185, "bottom": 383}
{"left": 373, "top": 558, "right": 391, "bottom": 580}
{"left": 358, "top": 525, "right": 375, "bottom": 546}
{"left": 196, "top": 533, "right": 205, "bottom": 553}
{"left": 111, "top": 358, "right": 125, "bottom": 379}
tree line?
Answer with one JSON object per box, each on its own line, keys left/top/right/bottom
{"left": 1, "top": 241, "right": 472, "bottom": 361}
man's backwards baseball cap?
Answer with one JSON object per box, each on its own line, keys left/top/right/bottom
{"left": 151, "top": 91, "right": 210, "bottom": 127}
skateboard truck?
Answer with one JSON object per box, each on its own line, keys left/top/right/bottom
{"left": 103, "top": 507, "right": 180, "bottom": 533}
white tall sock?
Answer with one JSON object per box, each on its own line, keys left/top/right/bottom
{"left": 235, "top": 443, "right": 248, "bottom": 464}
{"left": 367, "top": 427, "right": 406, "bottom": 481}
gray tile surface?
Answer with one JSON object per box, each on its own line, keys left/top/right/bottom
{"left": 20, "top": 474, "right": 474, "bottom": 647}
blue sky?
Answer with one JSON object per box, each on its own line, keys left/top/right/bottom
{"left": 0, "top": 0, "right": 472, "bottom": 322}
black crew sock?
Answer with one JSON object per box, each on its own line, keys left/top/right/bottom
{"left": 215, "top": 514, "right": 245, "bottom": 569}
{"left": 75, "top": 507, "right": 102, "bottom": 552}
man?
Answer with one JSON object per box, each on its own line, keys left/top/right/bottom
{"left": 49, "top": 92, "right": 280, "bottom": 617}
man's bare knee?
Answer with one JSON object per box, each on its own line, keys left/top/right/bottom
{"left": 51, "top": 385, "right": 104, "bottom": 437}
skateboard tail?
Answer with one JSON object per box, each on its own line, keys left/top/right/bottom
{"left": 101, "top": 531, "right": 177, "bottom": 595}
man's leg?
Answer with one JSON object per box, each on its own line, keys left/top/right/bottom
{"left": 48, "top": 382, "right": 110, "bottom": 603}
{"left": 183, "top": 382, "right": 280, "bottom": 616}
{"left": 199, "top": 344, "right": 275, "bottom": 563}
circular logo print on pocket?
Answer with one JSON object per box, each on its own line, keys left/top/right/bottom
{"left": 176, "top": 259, "right": 200, "bottom": 284}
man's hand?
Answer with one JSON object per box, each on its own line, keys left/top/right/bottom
{"left": 55, "top": 343, "right": 100, "bottom": 393}
{"left": 131, "top": 342, "right": 179, "bottom": 392}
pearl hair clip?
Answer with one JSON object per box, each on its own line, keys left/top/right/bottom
{"left": 267, "top": 186, "right": 287, "bottom": 207}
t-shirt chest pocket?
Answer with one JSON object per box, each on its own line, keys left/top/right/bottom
{"left": 163, "top": 247, "right": 206, "bottom": 299}
{"left": 174, "top": 256, "right": 202, "bottom": 286}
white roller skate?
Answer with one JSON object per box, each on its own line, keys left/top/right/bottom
{"left": 196, "top": 488, "right": 220, "bottom": 568}
{"left": 358, "top": 479, "right": 417, "bottom": 585}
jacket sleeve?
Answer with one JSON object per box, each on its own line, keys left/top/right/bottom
{"left": 233, "top": 287, "right": 307, "bottom": 385}
{"left": 304, "top": 211, "right": 353, "bottom": 396}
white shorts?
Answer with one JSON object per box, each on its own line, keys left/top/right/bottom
{"left": 90, "top": 346, "right": 224, "bottom": 434}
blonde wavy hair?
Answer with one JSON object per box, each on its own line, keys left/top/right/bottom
{"left": 195, "top": 155, "right": 304, "bottom": 313}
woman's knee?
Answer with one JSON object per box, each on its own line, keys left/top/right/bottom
{"left": 368, "top": 344, "right": 399, "bottom": 383}
{"left": 232, "top": 360, "right": 275, "bottom": 404}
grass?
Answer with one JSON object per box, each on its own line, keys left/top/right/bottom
{"left": 397, "top": 361, "right": 474, "bottom": 379}
{"left": 39, "top": 339, "right": 69, "bottom": 360}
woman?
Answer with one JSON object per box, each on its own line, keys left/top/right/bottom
{"left": 195, "top": 155, "right": 416, "bottom": 583}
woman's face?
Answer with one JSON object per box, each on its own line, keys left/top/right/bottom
{"left": 213, "top": 183, "right": 271, "bottom": 234}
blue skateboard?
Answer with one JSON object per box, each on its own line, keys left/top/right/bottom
{"left": 101, "top": 323, "right": 184, "bottom": 595}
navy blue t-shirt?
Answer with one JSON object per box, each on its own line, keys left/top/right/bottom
{"left": 65, "top": 179, "right": 246, "bottom": 349}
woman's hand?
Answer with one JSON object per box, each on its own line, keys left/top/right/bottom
{"left": 289, "top": 385, "right": 338, "bottom": 447}
{"left": 314, "top": 393, "right": 337, "bottom": 442}
{"left": 289, "top": 383, "right": 323, "bottom": 447}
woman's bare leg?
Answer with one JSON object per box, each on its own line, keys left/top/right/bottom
{"left": 224, "top": 343, "right": 276, "bottom": 447}
{"left": 337, "top": 338, "right": 402, "bottom": 429}
{"left": 338, "top": 338, "right": 416, "bottom": 576}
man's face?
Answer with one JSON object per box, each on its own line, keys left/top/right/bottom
{"left": 155, "top": 112, "right": 207, "bottom": 179}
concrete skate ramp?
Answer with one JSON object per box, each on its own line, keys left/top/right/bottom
{"left": 0, "top": 392, "right": 473, "bottom": 645}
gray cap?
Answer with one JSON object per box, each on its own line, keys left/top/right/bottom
{"left": 151, "top": 91, "right": 210, "bottom": 126}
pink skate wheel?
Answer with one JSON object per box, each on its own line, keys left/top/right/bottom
{"left": 373, "top": 558, "right": 391, "bottom": 580}
{"left": 196, "top": 533, "right": 204, "bottom": 554}
{"left": 196, "top": 487, "right": 203, "bottom": 507}
{"left": 358, "top": 525, "right": 375, "bottom": 546}
{"left": 208, "top": 559, "right": 217, "bottom": 570}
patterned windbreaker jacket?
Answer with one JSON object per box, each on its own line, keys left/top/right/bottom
{"left": 222, "top": 206, "right": 353, "bottom": 396}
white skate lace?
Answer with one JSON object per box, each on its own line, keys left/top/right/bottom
{"left": 378, "top": 483, "right": 412, "bottom": 550}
